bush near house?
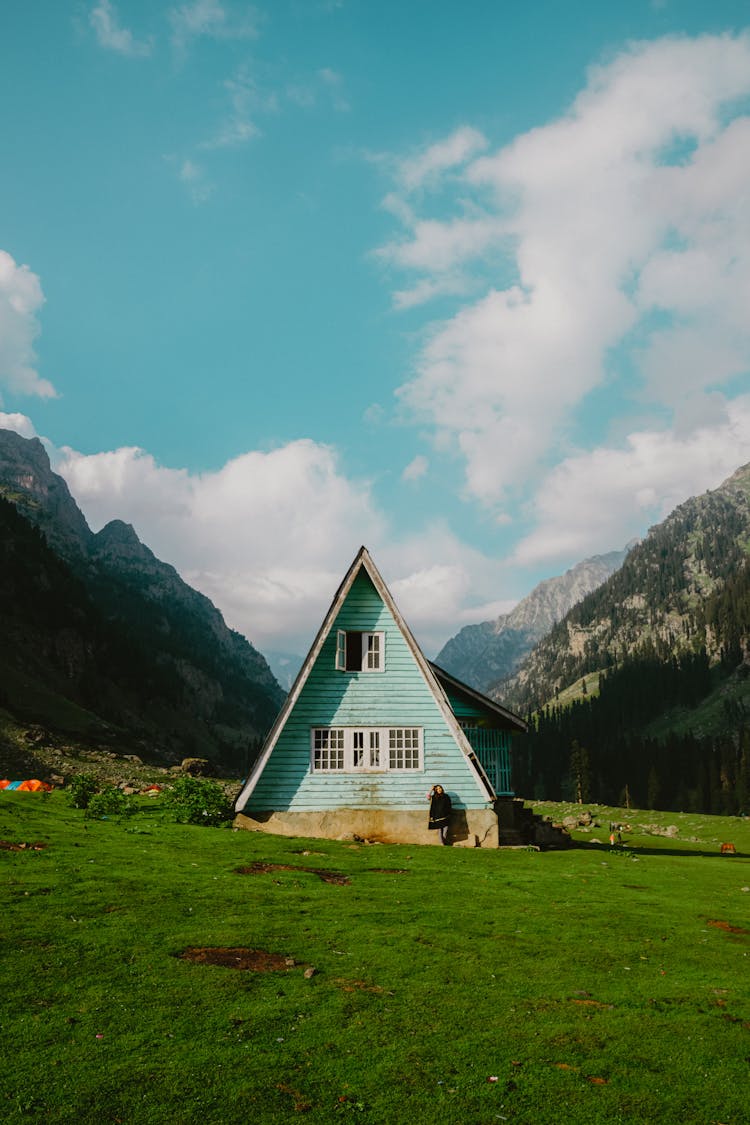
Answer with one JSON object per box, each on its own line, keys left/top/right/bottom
{"left": 164, "top": 774, "right": 233, "bottom": 825}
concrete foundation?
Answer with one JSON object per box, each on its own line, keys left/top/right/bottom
{"left": 233, "top": 807, "right": 500, "bottom": 847}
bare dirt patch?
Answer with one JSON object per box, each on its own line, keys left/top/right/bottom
{"left": 0, "top": 839, "right": 47, "bottom": 851}
{"left": 176, "top": 947, "right": 298, "bottom": 971}
{"left": 707, "top": 919, "right": 750, "bottom": 936}
{"left": 235, "top": 861, "right": 350, "bottom": 885}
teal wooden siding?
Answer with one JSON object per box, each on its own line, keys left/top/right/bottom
{"left": 441, "top": 683, "right": 516, "bottom": 796}
{"left": 462, "top": 728, "right": 513, "bottom": 797}
{"left": 441, "top": 689, "right": 488, "bottom": 723}
{"left": 246, "top": 570, "right": 487, "bottom": 813}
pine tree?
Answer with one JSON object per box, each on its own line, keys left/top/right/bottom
{"left": 570, "top": 740, "right": 591, "bottom": 804}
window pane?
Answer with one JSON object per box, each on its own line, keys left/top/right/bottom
{"left": 335, "top": 630, "right": 346, "bottom": 671}
{"left": 313, "top": 728, "right": 345, "bottom": 770}
{"left": 369, "top": 730, "right": 380, "bottom": 767}
{"left": 365, "top": 633, "right": 381, "bottom": 670}
{"left": 388, "top": 728, "right": 420, "bottom": 769}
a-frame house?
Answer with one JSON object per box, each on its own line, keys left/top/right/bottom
{"left": 234, "top": 547, "right": 526, "bottom": 846}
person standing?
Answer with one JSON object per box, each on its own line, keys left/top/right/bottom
{"left": 427, "top": 784, "right": 452, "bottom": 845}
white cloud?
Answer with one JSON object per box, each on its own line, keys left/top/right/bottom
{"left": 392, "top": 276, "right": 472, "bottom": 311}
{"left": 90, "top": 1, "right": 152, "bottom": 58}
{"left": 379, "top": 521, "right": 515, "bottom": 653}
{"left": 402, "top": 454, "right": 428, "bottom": 482}
{"left": 21, "top": 432, "right": 512, "bottom": 657}
{"left": 169, "top": 0, "right": 259, "bottom": 54}
{"left": 399, "top": 126, "right": 488, "bottom": 192}
{"left": 52, "top": 439, "right": 383, "bottom": 652}
{"left": 0, "top": 412, "right": 37, "bottom": 438}
{"left": 178, "top": 158, "right": 215, "bottom": 203}
{"left": 0, "top": 252, "right": 56, "bottom": 400}
{"left": 377, "top": 216, "right": 507, "bottom": 275}
{"left": 514, "top": 396, "right": 750, "bottom": 566}
{"left": 199, "top": 66, "right": 270, "bottom": 151}
{"left": 378, "top": 33, "right": 750, "bottom": 514}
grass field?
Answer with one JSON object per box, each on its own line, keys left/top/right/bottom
{"left": 2, "top": 793, "right": 749, "bottom": 1125}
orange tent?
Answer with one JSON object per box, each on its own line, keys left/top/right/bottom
{"left": 2, "top": 779, "right": 52, "bottom": 792}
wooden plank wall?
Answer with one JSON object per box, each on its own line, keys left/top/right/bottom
{"left": 247, "top": 570, "right": 487, "bottom": 812}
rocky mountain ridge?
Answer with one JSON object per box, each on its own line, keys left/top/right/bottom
{"left": 497, "top": 462, "right": 750, "bottom": 712}
{"left": 0, "top": 429, "right": 284, "bottom": 770}
{"left": 435, "top": 548, "right": 629, "bottom": 692}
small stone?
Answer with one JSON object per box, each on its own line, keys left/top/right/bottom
{"left": 303, "top": 966, "right": 317, "bottom": 979}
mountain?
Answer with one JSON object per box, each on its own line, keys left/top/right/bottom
{"left": 498, "top": 463, "right": 750, "bottom": 712}
{"left": 0, "top": 429, "right": 285, "bottom": 770}
{"left": 435, "top": 549, "right": 629, "bottom": 692}
{"left": 497, "top": 463, "right": 750, "bottom": 815}
{"left": 264, "top": 650, "right": 304, "bottom": 693}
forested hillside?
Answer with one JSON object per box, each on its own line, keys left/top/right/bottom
{"left": 502, "top": 464, "right": 750, "bottom": 815}
{"left": 0, "top": 430, "right": 285, "bottom": 771}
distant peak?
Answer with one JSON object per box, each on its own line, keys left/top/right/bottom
{"left": 93, "top": 519, "right": 156, "bottom": 565}
{"left": 95, "top": 519, "right": 140, "bottom": 544}
{"left": 719, "top": 461, "right": 750, "bottom": 496}
{"left": 0, "top": 428, "right": 52, "bottom": 472}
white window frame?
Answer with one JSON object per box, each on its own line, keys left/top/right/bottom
{"left": 311, "top": 727, "right": 345, "bottom": 771}
{"left": 335, "top": 630, "right": 346, "bottom": 671}
{"left": 310, "top": 726, "right": 422, "bottom": 772}
{"left": 335, "top": 630, "right": 385, "bottom": 673}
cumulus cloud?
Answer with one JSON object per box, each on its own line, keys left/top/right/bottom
{"left": 52, "top": 439, "right": 383, "bottom": 652}
{"left": 0, "top": 252, "right": 56, "bottom": 400}
{"left": 29, "top": 433, "right": 511, "bottom": 656}
{"left": 0, "top": 412, "right": 37, "bottom": 438}
{"left": 90, "top": 1, "right": 152, "bottom": 57}
{"left": 514, "top": 396, "right": 750, "bottom": 565}
{"left": 377, "top": 33, "right": 750, "bottom": 531}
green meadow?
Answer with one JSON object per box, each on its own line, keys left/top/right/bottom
{"left": 2, "top": 793, "right": 748, "bottom": 1125}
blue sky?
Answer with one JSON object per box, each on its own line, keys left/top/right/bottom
{"left": 2, "top": 1, "right": 750, "bottom": 657}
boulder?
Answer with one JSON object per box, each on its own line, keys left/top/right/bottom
{"left": 180, "top": 757, "right": 216, "bottom": 777}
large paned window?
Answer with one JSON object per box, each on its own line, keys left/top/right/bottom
{"left": 311, "top": 727, "right": 422, "bottom": 772}
{"left": 335, "top": 631, "right": 384, "bottom": 672}
{"left": 388, "top": 727, "right": 421, "bottom": 770}
{"left": 312, "top": 728, "right": 345, "bottom": 771}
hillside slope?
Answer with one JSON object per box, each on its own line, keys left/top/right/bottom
{"left": 436, "top": 549, "right": 628, "bottom": 692}
{"left": 498, "top": 463, "right": 750, "bottom": 712}
{"left": 497, "top": 465, "right": 750, "bottom": 814}
{"left": 0, "top": 430, "right": 284, "bottom": 770}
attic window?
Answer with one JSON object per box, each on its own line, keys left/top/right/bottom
{"left": 335, "top": 630, "right": 384, "bottom": 672}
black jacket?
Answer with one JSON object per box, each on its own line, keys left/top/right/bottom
{"left": 428, "top": 791, "right": 452, "bottom": 829}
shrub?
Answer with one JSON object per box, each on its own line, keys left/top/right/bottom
{"left": 165, "top": 776, "right": 232, "bottom": 826}
{"left": 67, "top": 772, "right": 98, "bottom": 809}
{"left": 85, "top": 786, "right": 133, "bottom": 820}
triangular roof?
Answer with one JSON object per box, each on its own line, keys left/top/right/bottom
{"left": 236, "top": 546, "right": 518, "bottom": 809}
